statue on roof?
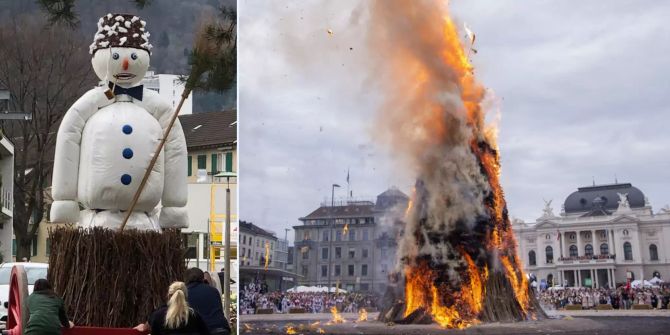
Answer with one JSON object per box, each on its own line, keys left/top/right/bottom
{"left": 616, "top": 192, "right": 632, "bottom": 213}
{"left": 542, "top": 199, "right": 554, "bottom": 218}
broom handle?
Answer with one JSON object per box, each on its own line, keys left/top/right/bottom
{"left": 120, "top": 89, "right": 191, "bottom": 231}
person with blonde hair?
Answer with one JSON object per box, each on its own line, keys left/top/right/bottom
{"left": 135, "top": 281, "right": 209, "bottom": 334}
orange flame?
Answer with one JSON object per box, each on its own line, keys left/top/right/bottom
{"left": 286, "top": 326, "right": 297, "bottom": 334}
{"left": 330, "top": 306, "right": 345, "bottom": 324}
{"left": 358, "top": 308, "right": 368, "bottom": 322}
{"left": 264, "top": 241, "right": 271, "bottom": 270}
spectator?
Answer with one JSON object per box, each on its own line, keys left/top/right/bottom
{"left": 25, "top": 279, "right": 74, "bottom": 335}
{"left": 135, "top": 281, "right": 210, "bottom": 334}
{"left": 185, "top": 268, "right": 231, "bottom": 335}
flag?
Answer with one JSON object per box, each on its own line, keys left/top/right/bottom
{"left": 346, "top": 168, "right": 350, "bottom": 184}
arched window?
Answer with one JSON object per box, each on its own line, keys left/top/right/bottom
{"left": 569, "top": 245, "right": 578, "bottom": 257}
{"left": 624, "top": 242, "right": 633, "bottom": 260}
{"left": 545, "top": 246, "right": 554, "bottom": 263}
{"left": 529, "top": 250, "right": 536, "bottom": 266}
{"left": 650, "top": 244, "right": 659, "bottom": 261}
{"left": 600, "top": 243, "right": 609, "bottom": 255}
{"left": 585, "top": 244, "right": 593, "bottom": 257}
{"left": 547, "top": 274, "right": 554, "bottom": 287}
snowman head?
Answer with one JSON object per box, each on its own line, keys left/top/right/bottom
{"left": 89, "top": 14, "right": 153, "bottom": 88}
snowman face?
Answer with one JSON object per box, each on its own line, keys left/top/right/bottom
{"left": 92, "top": 47, "right": 150, "bottom": 87}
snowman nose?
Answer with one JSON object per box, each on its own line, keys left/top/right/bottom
{"left": 122, "top": 58, "right": 129, "bottom": 71}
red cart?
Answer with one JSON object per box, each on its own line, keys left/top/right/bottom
{"left": 6, "top": 265, "right": 149, "bottom": 335}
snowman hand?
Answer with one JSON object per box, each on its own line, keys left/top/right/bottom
{"left": 50, "top": 200, "right": 80, "bottom": 223}
{"left": 159, "top": 206, "right": 188, "bottom": 229}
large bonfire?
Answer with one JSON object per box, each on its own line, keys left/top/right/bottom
{"left": 369, "top": 1, "right": 544, "bottom": 328}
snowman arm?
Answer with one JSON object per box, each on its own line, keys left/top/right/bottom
{"left": 159, "top": 116, "right": 189, "bottom": 228}
{"left": 50, "top": 87, "right": 109, "bottom": 223}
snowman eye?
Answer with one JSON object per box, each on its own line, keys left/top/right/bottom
{"left": 112, "top": 52, "right": 120, "bottom": 60}
{"left": 131, "top": 53, "right": 138, "bottom": 60}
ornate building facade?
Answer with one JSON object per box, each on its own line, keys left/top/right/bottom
{"left": 513, "top": 183, "right": 670, "bottom": 288}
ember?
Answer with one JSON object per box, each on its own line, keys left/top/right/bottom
{"left": 369, "top": 0, "right": 545, "bottom": 328}
{"left": 358, "top": 308, "right": 368, "bottom": 322}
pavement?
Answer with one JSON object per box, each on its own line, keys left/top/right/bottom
{"left": 240, "top": 311, "right": 670, "bottom": 334}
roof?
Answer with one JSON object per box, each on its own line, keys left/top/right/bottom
{"left": 563, "top": 183, "right": 646, "bottom": 214}
{"left": 239, "top": 221, "right": 277, "bottom": 240}
{"left": 376, "top": 187, "right": 409, "bottom": 210}
{"left": 178, "top": 110, "right": 236, "bottom": 150}
{"left": 301, "top": 202, "right": 376, "bottom": 220}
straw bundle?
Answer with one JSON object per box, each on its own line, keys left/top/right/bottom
{"left": 47, "top": 227, "right": 186, "bottom": 327}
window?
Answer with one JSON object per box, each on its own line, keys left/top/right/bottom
{"left": 187, "top": 156, "right": 192, "bottom": 176}
{"left": 302, "top": 250, "right": 309, "bottom": 260}
{"left": 322, "top": 230, "right": 329, "bottom": 241}
{"left": 381, "top": 247, "right": 387, "bottom": 258}
{"left": 211, "top": 154, "right": 218, "bottom": 174}
{"left": 225, "top": 152, "right": 233, "bottom": 172}
{"left": 336, "top": 231, "right": 342, "bottom": 241}
{"left": 303, "top": 231, "right": 311, "bottom": 240}
{"left": 349, "top": 248, "right": 355, "bottom": 259}
{"left": 322, "top": 248, "right": 329, "bottom": 260}
{"left": 650, "top": 244, "right": 659, "bottom": 261}
{"left": 363, "top": 229, "right": 369, "bottom": 241}
{"left": 197, "top": 155, "right": 206, "bottom": 169}
{"left": 545, "top": 246, "right": 553, "bottom": 263}
{"left": 243, "top": 235, "right": 246, "bottom": 244}
{"left": 600, "top": 243, "right": 609, "bottom": 255}
{"left": 362, "top": 264, "right": 368, "bottom": 276}
{"left": 569, "top": 245, "right": 578, "bottom": 257}
{"left": 348, "top": 264, "right": 354, "bottom": 276}
{"left": 528, "top": 250, "right": 536, "bottom": 266}
{"left": 362, "top": 249, "right": 369, "bottom": 258}
{"left": 624, "top": 242, "right": 633, "bottom": 260}
{"left": 321, "top": 265, "right": 328, "bottom": 277}
{"left": 349, "top": 229, "right": 355, "bottom": 241}
{"left": 585, "top": 244, "right": 593, "bottom": 257}
{"left": 335, "top": 247, "right": 342, "bottom": 259}
{"left": 334, "top": 265, "right": 341, "bottom": 276}
{"left": 302, "top": 266, "right": 308, "bottom": 276}
{"left": 12, "top": 239, "right": 16, "bottom": 257}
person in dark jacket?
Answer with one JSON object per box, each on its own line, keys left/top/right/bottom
{"left": 25, "top": 279, "right": 74, "bottom": 335}
{"left": 135, "top": 281, "right": 210, "bottom": 335}
{"left": 185, "top": 268, "right": 231, "bottom": 335}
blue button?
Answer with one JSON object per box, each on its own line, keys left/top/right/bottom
{"left": 122, "top": 148, "right": 133, "bottom": 159}
{"left": 121, "top": 174, "right": 132, "bottom": 185}
{"left": 122, "top": 125, "right": 133, "bottom": 134}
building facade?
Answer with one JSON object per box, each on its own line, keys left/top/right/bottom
{"left": 239, "top": 221, "right": 296, "bottom": 291}
{"left": 293, "top": 187, "right": 408, "bottom": 293}
{"left": 141, "top": 71, "right": 193, "bottom": 115}
{"left": 0, "top": 136, "right": 13, "bottom": 262}
{"left": 179, "top": 110, "right": 237, "bottom": 282}
{"left": 513, "top": 182, "right": 670, "bottom": 289}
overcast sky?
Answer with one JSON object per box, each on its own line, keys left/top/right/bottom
{"left": 239, "top": 0, "right": 670, "bottom": 242}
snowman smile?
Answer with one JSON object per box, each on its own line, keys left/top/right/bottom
{"left": 113, "top": 73, "right": 136, "bottom": 80}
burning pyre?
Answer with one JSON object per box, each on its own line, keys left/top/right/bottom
{"left": 369, "top": 1, "right": 545, "bottom": 328}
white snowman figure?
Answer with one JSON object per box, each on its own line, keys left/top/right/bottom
{"left": 50, "top": 13, "right": 188, "bottom": 230}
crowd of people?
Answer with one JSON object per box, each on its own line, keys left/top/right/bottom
{"left": 538, "top": 285, "right": 670, "bottom": 310}
{"left": 240, "top": 282, "right": 378, "bottom": 314}
{"left": 20, "top": 268, "right": 230, "bottom": 335}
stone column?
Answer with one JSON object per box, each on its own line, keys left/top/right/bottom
{"left": 591, "top": 229, "right": 597, "bottom": 256}
{"left": 559, "top": 231, "right": 564, "bottom": 258}
{"left": 576, "top": 269, "right": 581, "bottom": 287}
{"left": 576, "top": 231, "right": 583, "bottom": 257}
{"left": 609, "top": 229, "right": 615, "bottom": 258}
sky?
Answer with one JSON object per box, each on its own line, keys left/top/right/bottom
{"left": 239, "top": 0, "right": 670, "bottom": 242}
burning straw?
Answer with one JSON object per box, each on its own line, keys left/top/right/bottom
{"left": 47, "top": 227, "right": 186, "bottom": 327}
{"left": 368, "top": 1, "right": 545, "bottom": 328}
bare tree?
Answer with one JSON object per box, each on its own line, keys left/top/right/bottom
{"left": 0, "top": 16, "right": 95, "bottom": 260}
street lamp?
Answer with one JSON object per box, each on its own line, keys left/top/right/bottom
{"left": 327, "top": 183, "right": 340, "bottom": 293}
{"left": 214, "top": 171, "right": 236, "bottom": 320}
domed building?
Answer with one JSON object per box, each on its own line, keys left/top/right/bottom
{"left": 513, "top": 182, "right": 669, "bottom": 288}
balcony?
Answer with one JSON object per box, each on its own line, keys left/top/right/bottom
{"left": 294, "top": 239, "right": 316, "bottom": 249}
{"left": 557, "top": 254, "right": 616, "bottom": 265}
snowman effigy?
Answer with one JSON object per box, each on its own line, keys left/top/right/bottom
{"left": 43, "top": 14, "right": 189, "bottom": 328}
